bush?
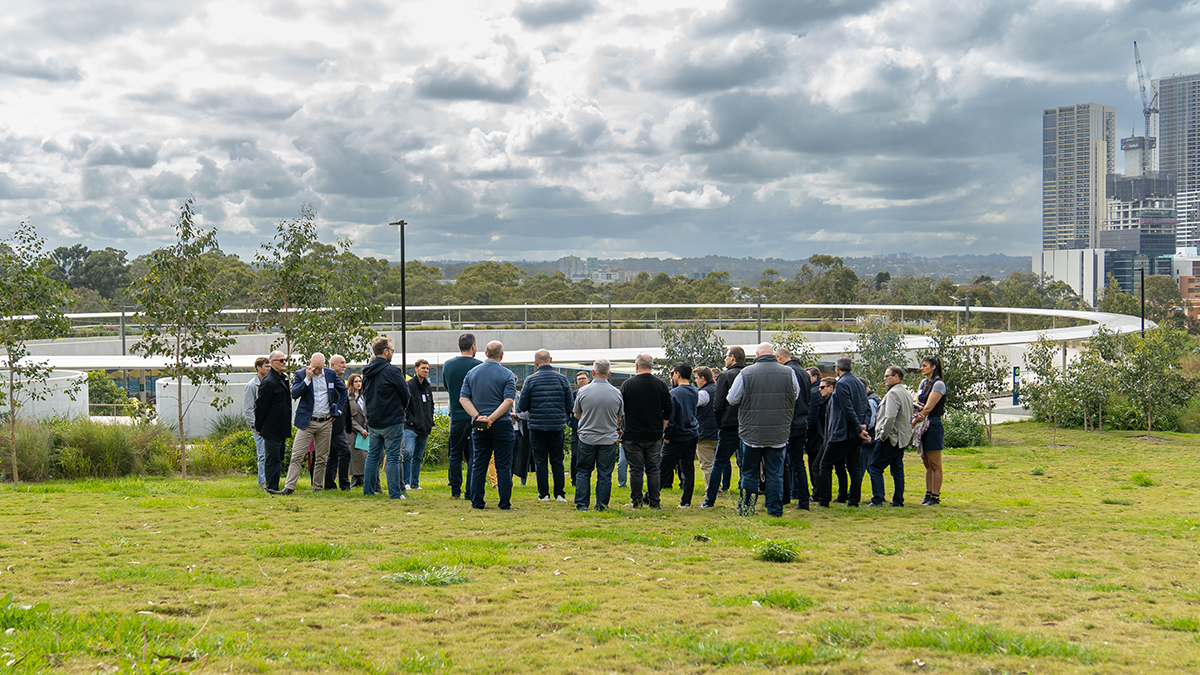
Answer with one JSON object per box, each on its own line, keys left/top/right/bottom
{"left": 207, "top": 412, "right": 249, "bottom": 438}
{"left": 87, "top": 371, "right": 137, "bottom": 416}
{"left": 191, "top": 428, "right": 256, "bottom": 476}
{"left": 5, "top": 417, "right": 176, "bottom": 481}
{"left": 943, "top": 409, "right": 986, "bottom": 449}
{"left": 6, "top": 419, "right": 55, "bottom": 482}
{"left": 423, "top": 414, "right": 450, "bottom": 465}
{"left": 1176, "top": 400, "right": 1200, "bottom": 434}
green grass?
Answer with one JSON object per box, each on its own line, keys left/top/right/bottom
{"left": 3, "top": 421, "right": 1199, "bottom": 672}
{"left": 250, "top": 542, "right": 351, "bottom": 561}
{"left": 752, "top": 539, "right": 800, "bottom": 562}
{"left": 381, "top": 566, "right": 469, "bottom": 586}
{"left": 1131, "top": 471, "right": 1157, "bottom": 487}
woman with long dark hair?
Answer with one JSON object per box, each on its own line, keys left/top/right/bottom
{"left": 346, "top": 373, "right": 369, "bottom": 488}
{"left": 914, "top": 356, "right": 946, "bottom": 505}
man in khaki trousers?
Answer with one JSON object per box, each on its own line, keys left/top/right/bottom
{"left": 282, "top": 353, "right": 348, "bottom": 494}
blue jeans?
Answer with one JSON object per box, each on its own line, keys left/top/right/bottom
{"left": 617, "top": 446, "right": 627, "bottom": 487}
{"left": 530, "top": 428, "right": 566, "bottom": 498}
{"left": 742, "top": 445, "right": 786, "bottom": 517}
{"left": 703, "top": 428, "right": 741, "bottom": 506}
{"left": 859, "top": 440, "right": 876, "bottom": 486}
{"left": 471, "top": 421, "right": 514, "bottom": 509}
{"left": 403, "top": 429, "right": 429, "bottom": 488}
{"left": 574, "top": 441, "right": 617, "bottom": 511}
{"left": 253, "top": 431, "right": 266, "bottom": 486}
{"left": 365, "top": 423, "right": 405, "bottom": 498}
{"left": 869, "top": 440, "right": 906, "bottom": 505}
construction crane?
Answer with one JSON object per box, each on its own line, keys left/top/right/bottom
{"left": 1133, "top": 41, "right": 1158, "bottom": 174}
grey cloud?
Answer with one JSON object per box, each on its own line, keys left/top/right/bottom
{"left": 325, "top": 0, "right": 390, "bottom": 22}
{"left": 700, "top": 0, "right": 884, "bottom": 33}
{"left": 124, "top": 88, "right": 301, "bottom": 123}
{"left": 675, "top": 93, "right": 772, "bottom": 152}
{"left": 654, "top": 40, "right": 788, "bottom": 94}
{"left": 80, "top": 167, "right": 133, "bottom": 201}
{"left": 295, "top": 134, "right": 413, "bottom": 199}
{"left": 214, "top": 140, "right": 302, "bottom": 199}
{"left": 28, "top": 1, "right": 190, "bottom": 43}
{"left": 41, "top": 135, "right": 92, "bottom": 159}
{"left": 142, "top": 171, "right": 188, "bottom": 200}
{"left": 509, "top": 108, "right": 608, "bottom": 157}
{"left": 0, "top": 172, "right": 43, "bottom": 200}
{"left": 84, "top": 142, "right": 160, "bottom": 169}
{"left": 515, "top": 0, "right": 597, "bottom": 29}
{"left": 0, "top": 55, "right": 82, "bottom": 81}
{"left": 414, "top": 58, "right": 530, "bottom": 103}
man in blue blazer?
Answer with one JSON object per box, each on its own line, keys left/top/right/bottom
{"left": 814, "top": 356, "right": 872, "bottom": 508}
{"left": 279, "top": 352, "right": 348, "bottom": 494}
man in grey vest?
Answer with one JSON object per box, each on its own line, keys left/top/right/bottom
{"left": 727, "top": 342, "right": 800, "bottom": 517}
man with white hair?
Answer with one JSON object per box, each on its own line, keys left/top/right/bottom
{"left": 727, "top": 342, "right": 800, "bottom": 517}
{"left": 322, "top": 354, "right": 352, "bottom": 491}
{"left": 619, "top": 353, "right": 672, "bottom": 509}
{"left": 281, "top": 352, "right": 347, "bottom": 494}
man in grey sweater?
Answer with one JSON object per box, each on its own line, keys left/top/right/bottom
{"left": 869, "top": 365, "right": 914, "bottom": 507}
{"left": 572, "top": 359, "right": 624, "bottom": 512}
{"left": 242, "top": 356, "right": 270, "bottom": 488}
{"left": 727, "top": 342, "right": 800, "bottom": 517}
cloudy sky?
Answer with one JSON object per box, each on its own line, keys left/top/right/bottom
{"left": 1, "top": 0, "right": 1197, "bottom": 263}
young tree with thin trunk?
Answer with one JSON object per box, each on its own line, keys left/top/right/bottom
{"left": 852, "top": 315, "right": 907, "bottom": 392}
{"left": 1119, "top": 326, "right": 1198, "bottom": 438}
{"left": 1, "top": 221, "right": 73, "bottom": 483}
{"left": 129, "top": 199, "right": 234, "bottom": 479}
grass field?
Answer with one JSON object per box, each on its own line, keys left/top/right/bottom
{"left": 1, "top": 421, "right": 1198, "bottom": 674}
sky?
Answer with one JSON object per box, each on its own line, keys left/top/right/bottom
{"left": 2, "top": 0, "right": 1199, "bottom": 264}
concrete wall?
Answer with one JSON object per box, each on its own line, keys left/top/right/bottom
{"left": 1, "top": 370, "right": 88, "bottom": 419}
{"left": 154, "top": 372, "right": 268, "bottom": 440}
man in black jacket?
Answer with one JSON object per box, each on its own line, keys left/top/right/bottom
{"left": 815, "top": 357, "right": 871, "bottom": 507}
{"left": 516, "top": 349, "right": 574, "bottom": 502}
{"left": 619, "top": 353, "right": 672, "bottom": 509}
{"left": 700, "top": 346, "right": 746, "bottom": 508}
{"left": 362, "top": 336, "right": 412, "bottom": 499}
{"left": 403, "top": 359, "right": 435, "bottom": 490}
{"left": 255, "top": 351, "right": 292, "bottom": 493}
{"left": 775, "top": 347, "right": 812, "bottom": 510}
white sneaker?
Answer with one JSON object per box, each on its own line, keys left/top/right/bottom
{"left": 404, "top": 483, "right": 411, "bottom": 489}
{"left": 539, "top": 496, "right": 551, "bottom": 502}
{"left": 678, "top": 504, "right": 690, "bottom": 509}
{"left": 556, "top": 496, "right": 566, "bottom": 502}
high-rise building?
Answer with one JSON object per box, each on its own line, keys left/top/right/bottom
{"left": 1042, "top": 103, "right": 1117, "bottom": 250}
{"left": 1155, "top": 72, "right": 1200, "bottom": 249}
{"left": 1100, "top": 173, "right": 1177, "bottom": 257}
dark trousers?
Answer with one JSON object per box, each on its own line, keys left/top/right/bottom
{"left": 448, "top": 418, "right": 472, "bottom": 498}
{"left": 742, "top": 444, "right": 786, "bottom": 517}
{"left": 660, "top": 438, "right": 697, "bottom": 506}
{"left": 323, "top": 431, "right": 351, "bottom": 490}
{"left": 785, "top": 429, "right": 809, "bottom": 507}
{"left": 262, "top": 436, "right": 285, "bottom": 491}
{"left": 623, "top": 438, "right": 662, "bottom": 508}
{"left": 570, "top": 431, "right": 579, "bottom": 486}
{"left": 530, "top": 428, "right": 566, "bottom": 499}
{"left": 703, "top": 428, "right": 741, "bottom": 506}
{"left": 470, "top": 422, "right": 514, "bottom": 509}
{"left": 859, "top": 440, "right": 876, "bottom": 486}
{"left": 869, "top": 439, "right": 906, "bottom": 505}
{"left": 817, "top": 437, "right": 863, "bottom": 506}
{"left": 574, "top": 441, "right": 617, "bottom": 511}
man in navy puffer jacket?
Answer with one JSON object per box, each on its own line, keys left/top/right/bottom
{"left": 516, "top": 349, "right": 574, "bottom": 502}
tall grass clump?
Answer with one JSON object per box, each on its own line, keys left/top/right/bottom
{"left": 191, "top": 428, "right": 256, "bottom": 475}
{"left": 207, "top": 411, "right": 250, "bottom": 438}
{"left": 753, "top": 540, "right": 801, "bottom": 563}
{"left": 8, "top": 418, "right": 55, "bottom": 481}
{"left": 43, "top": 417, "right": 176, "bottom": 479}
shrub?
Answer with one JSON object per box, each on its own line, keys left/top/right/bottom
{"left": 9, "top": 419, "right": 55, "bottom": 481}
{"left": 207, "top": 411, "right": 249, "bottom": 438}
{"left": 1178, "top": 400, "right": 1200, "bottom": 434}
{"left": 191, "top": 428, "right": 256, "bottom": 476}
{"left": 424, "top": 413, "right": 450, "bottom": 465}
{"left": 87, "top": 371, "right": 138, "bottom": 416}
{"left": 5, "top": 417, "right": 175, "bottom": 481}
{"left": 943, "top": 409, "right": 986, "bottom": 448}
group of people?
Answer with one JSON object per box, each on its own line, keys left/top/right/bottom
{"left": 243, "top": 331, "right": 949, "bottom": 514}
{"left": 243, "top": 337, "right": 435, "bottom": 498}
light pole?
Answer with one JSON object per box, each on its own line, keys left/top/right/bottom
{"left": 756, "top": 291, "right": 763, "bottom": 343}
{"left": 950, "top": 292, "right": 972, "bottom": 334}
{"left": 606, "top": 287, "right": 612, "bottom": 349}
{"left": 1134, "top": 267, "right": 1145, "bottom": 335}
{"left": 389, "top": 220, "right": 407, "bottom": 371}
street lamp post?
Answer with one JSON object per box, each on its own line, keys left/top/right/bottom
{"left": 389, "top": 220, "right": 407, "bottom": 371}
{"left": 607, "top": 287, "right": 612, "bottom": 349}
{"left": 1134, "top": 267, "right": 1145, "bottom": 335}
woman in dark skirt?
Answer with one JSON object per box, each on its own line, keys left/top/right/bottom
{"left": 914, "top": 356, "right": 946, "bottom": 506}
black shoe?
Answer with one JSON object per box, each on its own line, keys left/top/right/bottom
{"left": 817, "top": 502, "right": 830, "bottom": 508}
{"left": 890, "top": 502, "right": 904, "bottom": 507}
{"left": 281, "top": 488, "right": 294, "bottom": 495}
{"left": 923, "top": 495, "right": 941, "bottom": 506}
{"left": 796, "top": 503, "right": 810, "bottom": 511}
{"left": 866, "top": 501, "right": 885, "bottom": 507}
{"left": 577, "top": 506, "right": 588, "bottom": 512}
{"left": 847, "top": 503, "right": 859, "bottom": 508}
{"left": 699, "top": 502, "right": 715, "bottom": 508}
{"left": 265, "top": 488, "right": 283, "bottom": 495}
